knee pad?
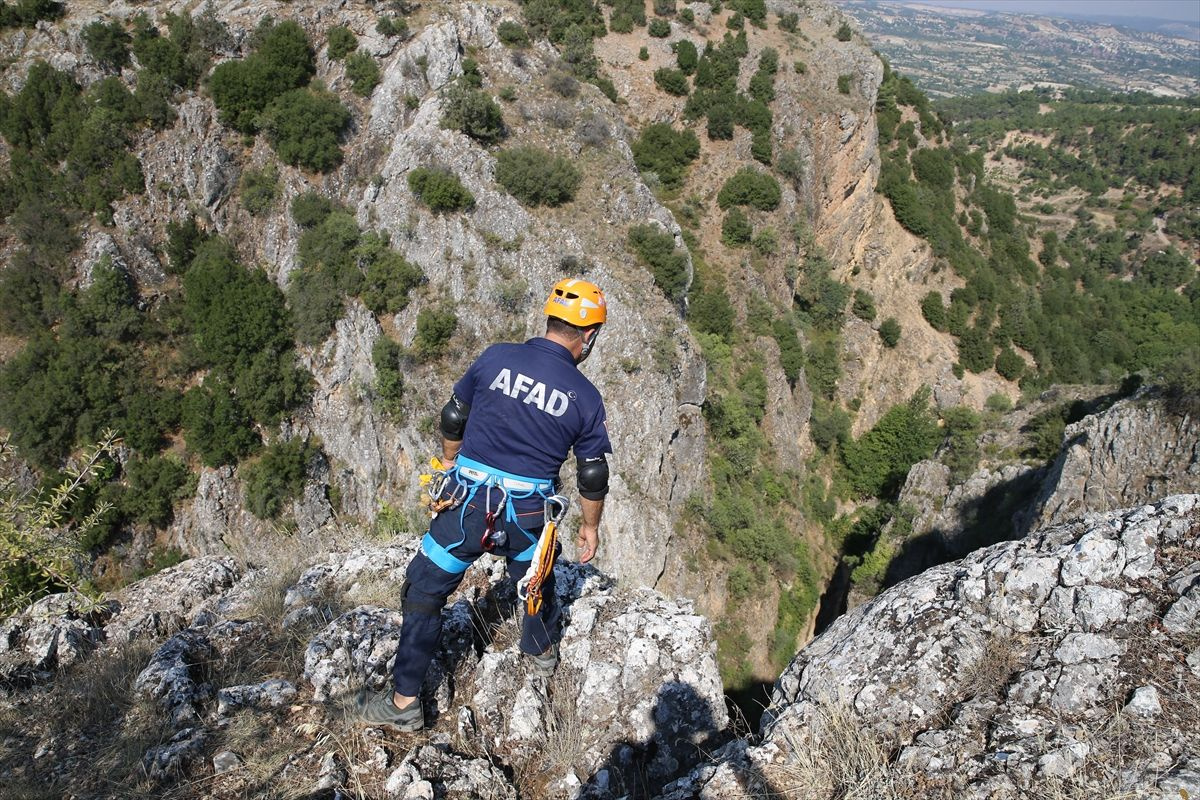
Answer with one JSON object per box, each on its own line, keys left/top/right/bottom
{"left": 400, "top": 578, "right": 447, "bottom": 617}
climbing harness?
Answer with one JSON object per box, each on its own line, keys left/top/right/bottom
{"left": 516, "top": 494, "right": 569, "bottom": 617}
{"left": 417, "top": 455, "right": 559, "bottom": 577}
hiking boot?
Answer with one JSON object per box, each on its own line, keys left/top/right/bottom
{"left": 353, "top": 689, "right": 424, "bottom": 732}
{"left": 528, "top": 644, "right": 559, "bottom": 679}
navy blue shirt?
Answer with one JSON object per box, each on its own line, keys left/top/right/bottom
{"left": 454, "top": 338, "right": 611, "bottom": 498}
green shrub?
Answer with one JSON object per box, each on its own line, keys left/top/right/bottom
{"left": 717, "top": 167, "right": 781, "bottom": 210}
{"left": 771, "top": 317, "right": 804, "bottom": 386}
{"left": 851, "top": 289, "right": 877, "bottom": 322}
{"left": 794, "top": 60, "right": 807, "bottom": 74}
{"left": 841, "top": 388, "right": 940, "bottom": 498}
{"left": 345, "top": 51, "right": 381, "bottom": 96}
{"left": 941, "top": 406, "right": 982, "bottom": 481}
{"left": 809, "top": 398, "right": 851, "bottom": 452}
{"left": 779, "top": 12, "right": 798, "bottom": 32}
{"left": 721, "top": 207, "right": 752, "bottom": 246}
{"left": 653, "top": 0, "right": 676, "bottom": 15}
{"left": 985, "top": 393, "right": 1012, "bottom": 413}
{"left": 121, "top": 455, "right": 191, "bottom": 528}
{"left": 957, "top": 323, "right": 994, "bottom": 373}
{"left": 726, "top": 12, "right": 744, "bottom": 30}
{"left": 287, "top": 268, "right": 343, "bottom": 345}
{"left": 497, "top": 20, "right": 530, "bottom": 47}
{"left": 689, "top": 286, "right": 735, "bottom": 339}
{"left": 408, "top": 166, "right": 475, "bottom": 212}
{"left": 920, "top": 290, "right": 947, "bottom": 331}
{"left": 632, "top": 123, "right": 699, "bottom": 189}
{"left": 182, "top": 380, "right": 260, "bottom": 467}
{"left": 653, "top": 67, "right": 689, "bottom": 96}
{"left": 995, "top": 346, "right": 1025, "bottom": 381}
{"left": 648, "top": 18, "right": 670, "bottom": 37}
{"left": 680, "top": 7, "right": 694, "bottom": 24}
{"left": 239, "top": 162, "right": 279, "bottom": 216}
{"left": 372, "top": 336, "right": 406, "bottom": 418}
{"left": 707, "top": 104, "right": 733, "bottom": 140}
{"left": 440, "top": 83, "right": 505, "bottom": 144}
{"left": 361, "top": 247, "right": 425, "bottom": 315}
{"left": 165, "top": 216, "right": 209, "bottom": 274}
{"left": 414, "top": 306, "right": 458, "bottom": 361}
{"left": 243, "top": 437, "right": 320, "bottom": 519}
{"left": 675, "top": 39, "right": 698, "bottom": 74}
{"left": 836, "top": 21, "right": 853, "bottom": 41}
{"left": 629, "top": 224, "right": 689, "bottom": 301}
{"left": 260, "top": 87, "right": 350, "bottom": 171}
{"left": 837, "top": 73, "right": 852, "bottom": 94}
{"left": 291, "top": 191, "right": 334, "bottom": 228}
{"left": 376, "top": 16, "right": 409, "bottom": 39}
{"left": 878, "top": 317, "right": 901, "bottom": 348}
{"left": 495, "top": 146, "right": 582, "bottom": 207}
{"left": 208, "top": 20, "right": 316, "bottom": 134}
{"left": 610, "top": 0, "right": 647, "bottom": 31}
{"left": 82, "top": 20, "right": 131, "bottom": 71}
{"left": 326, "top": 25, "right": 357, "bottom": 60}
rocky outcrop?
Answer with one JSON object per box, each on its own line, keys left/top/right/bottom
{"left": 669, "top": 495, "right": 1200, "bottom": 799}
{"left": 889, "top": 395, "right": 1200, "bottom": 585}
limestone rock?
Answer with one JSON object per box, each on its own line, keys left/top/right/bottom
{"left": 216, "top": 678, "right": 298, "bottom": 716}
{"left": 749, "top": 496, "right": 1200, "bottom": 798}
{"left": 134, "top": 629, "right": 215, "bottom": 726}
{"left": 304, "top": 606, "right": 406, "bottom": 702}
{"left": 384, "top": 744, "right": 516, "bottom": 800}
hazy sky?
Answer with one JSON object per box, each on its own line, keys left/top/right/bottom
{"left": 882, "top": 0, "right": 1200, "bottom": 23}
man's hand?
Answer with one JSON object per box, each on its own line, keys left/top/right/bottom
{"left": 576, "top": 523, "right": 599, "bottom": 564}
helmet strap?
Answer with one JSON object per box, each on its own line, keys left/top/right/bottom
{"left": 577, "top": 325, "right": 601, "bottom": 364}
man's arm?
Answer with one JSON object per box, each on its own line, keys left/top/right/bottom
{"left": 576, "top": 496, "right": 603, "bottom": 564}
{"left": 441, "top": 436, "right": 462, "bottom": 466}
{"left": 439, "top": 394, "right": 469, "bottom": 465}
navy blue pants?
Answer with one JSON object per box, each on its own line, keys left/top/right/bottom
{"left": 391, "top": 494, "right": 561, "bottom": 697}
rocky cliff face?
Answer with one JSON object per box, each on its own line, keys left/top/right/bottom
{"left": 0, "top": 540, "right": 728, "bottom": 798}
{"left": 663, "top": 494, "right": 1200, "bottom": 799}
{"left": 888, "top": 394, "right": 1200, "bottom": 587}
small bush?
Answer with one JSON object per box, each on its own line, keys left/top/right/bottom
{"left": 752, "top": 227, "right": 777, "bottom": 256}
{"left": 722, "top": 207, "right": 752, "bottom": 246}
{"left": 851, "top": 289, "right": 876, "bottom": 322}
{"left": 629, "top": 224, "right": 689, "bottom": 301}
{"left": 676, "top": 39, "right": 698, "bottom": 74}
{"left": 707, "top": 104, "right": 733, "bottom": 139}
{"left": 653, "top": 0, "right": 676, "bottom": 16}
{"left": 291, "top": 191, "right": 334, "bottom": 228}
{"left": 362, "top": 246, "right": 424, "bottom": 315}
{"left": 653, "top": 67, "right": 689, "bottom": 96}
{"left": 638, "top": 46, "right": 649, "bottom": 61}
{"left": 326, "top": 26, "right": 357, "bottom": 60}
{"left": 995, "top": 347, "right": 1025, "bottom": 381}
{"left": 779, "top": 12, "right": 798, "bottom": 32}
{"left": 121, "top": 455, "right": 191, "bottom": 528}
{"left": 82, "top": 20, "right": 131, "bottom": 71}
{"left": 414, "top": 306, "right": 457, "bottom": 361}
{"left": 239, "top": 163, "right": 279, "bottom": 216}
{"left": 985, "top": 393, "right": 1013, "bottom": 413}
{"left": 794, "top": 60, "right": 807, "bottom": 74}
{"left": 878, "top": 317, "right": 901, "bottom": 348}
{"left": 376, "top": 16, "right": 409, "bottom": 39}
{"left": 208, "top": 20, "right": 316, "bottom": 134}
{"left": 836, "top": 21, "right": 853, "bottom": 41}
{"left": 372, "top": 336, "right": 405, "bottom": 418}
{"left": 547, "top": 69, "right": 579, "bottom": 97}
{"left": 726, "top": 12, "right": 744, "bottom": 30}
{"left": 921, "top": 291, "right": 947, "bottom": 331}
{"left": 260, "top": 87, "right": 350, "bottom": 172}
{"left": 495, "top": 146, "right": 582, "bottom": 207}
{"left": 408, "top": 166, "right": 475, "bottom": 213}
{"left": 717, "top": 167, "right": 781, "bottom": 210}
{"left": 837, "top": 73, "right": 852, "bottom": 94}
{"left": 632, "top": 123, "right": 699, "bottom": 189}
{"left": 345, "top": 51, "right": 381, "bottom": 96}
{"left": 165, "top": 216, "right": 208, "bottom": 274}
{"left": 243, "top": 437, "right": 319, "bottom": 519}
{"left": 497, "top": 20, "right": 530, "bottom": 47}
{"left": 441, "top": 83, "right": 506, "bottom": 144}
{"left": 648, "top": 18, "right": 670, "bottom": 37}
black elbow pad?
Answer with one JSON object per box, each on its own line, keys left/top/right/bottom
{"left": 577, "top": 456, "right": 609, "bottom": 500}
{"left": 440, "top": 394, "right": 470, "bottom": 441}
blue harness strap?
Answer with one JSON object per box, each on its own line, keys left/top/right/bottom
{"left": 428, "top": 456, "right": 555, "bottom": 569}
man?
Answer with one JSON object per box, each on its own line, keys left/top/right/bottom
{"left": 355, "top": 278, "right": 612, "bottom": 731}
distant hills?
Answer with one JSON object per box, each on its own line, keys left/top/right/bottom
{"left": 843, "top": 0, "right": 1200, "bottom": 97}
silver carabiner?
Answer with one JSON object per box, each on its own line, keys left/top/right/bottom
{"left": 544, "top": 494, "right": 570, "bottom": 527}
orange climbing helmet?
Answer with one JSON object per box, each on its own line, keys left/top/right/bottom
{"left": 544, "top": 278, "right": 607, "bottom": 327}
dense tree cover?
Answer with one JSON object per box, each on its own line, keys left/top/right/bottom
{"left": 407, "top": 166, "right": 475, "bottom": 212}
{"left": 522, "top": 0, "right": 605, "bottom": 43}
{"left": 0, "top": 0, "right": 61, "bottom": 29}
{"left": 239, "top": 162, "right": 279, "bottom": 215}
{"left": 414, "top": 306, "right": 458, "bottom": 361}
{"left": 631, "top": 123, "right": 699, "bottom": 189}
{"left": 875, "top": 69, "right": 1199, "bottom": 389}
{"left": 653, "top": 67, "right": 689, "bottom": 96}
{"left": 721, "top": 207, "right": 751, "bottom": 246}
{"left": 609, "top": 0, "right": 646, "bottom": 32}
{"left": 495, "top": 146, "right": 581, "bottom": 206}
{"left": 497, "top": 20, "right": 530, "bottom": 47}
{"left": 208, "top": 19, "right": 316, "bottom": 134}
{"left": 628, "top": 224, "right": 689, "bottom": 301}
{"left": 82, "top": 21, "right": 132, "bottom": 71}
{"left": 326, "top": 25, "right": 357, "bottom": 60}
{"left": 681, "top": 31, "right": 773, "bottom": 162}
{"left": 675, "top": 39, "right": 698, "bottom": 74}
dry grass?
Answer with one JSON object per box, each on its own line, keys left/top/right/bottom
{"left": 764, "top": 705, "right": 919, "bottom": 800}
